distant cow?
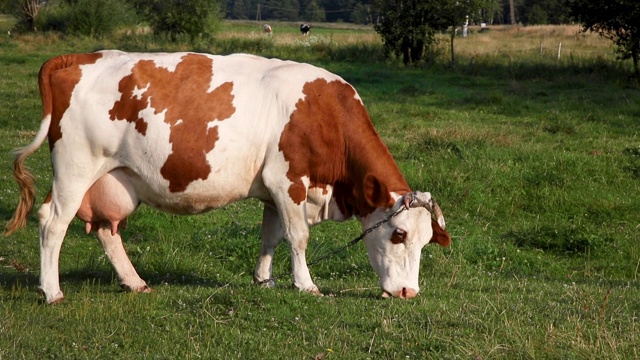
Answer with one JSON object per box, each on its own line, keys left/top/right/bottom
{"left": 300, "top": 23, "right": 310, "bottom": 35}
{"left": 6, "top": 51, "right": 450, "bottom": 304}
{"left": 263, "top": 24, "right": 272, "bottom": 34}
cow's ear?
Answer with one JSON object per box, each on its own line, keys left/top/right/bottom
{"left": 429, "top": 219, "right": 451, "bottom": 247}
{"left": 363, "top": 173, "right": 391, "bottom": 208}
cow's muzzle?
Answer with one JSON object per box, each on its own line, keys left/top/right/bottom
{"left": 381, "top": 287, "right": 418, "bottom": 299}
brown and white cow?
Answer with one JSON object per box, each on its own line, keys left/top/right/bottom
{"left": 5, "top": 50, "right": 450, "bottom": 304}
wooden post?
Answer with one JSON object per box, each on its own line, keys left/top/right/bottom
{"left": 557, "top": 42, "right": 562, "bottom": 60}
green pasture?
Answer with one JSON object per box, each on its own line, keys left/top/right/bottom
{"left": 1, "top": 20, "right": 639, "bottom": 359}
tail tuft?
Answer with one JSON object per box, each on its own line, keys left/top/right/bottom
{"left": 5, "top": 151, "right": 37, "bottom": 235}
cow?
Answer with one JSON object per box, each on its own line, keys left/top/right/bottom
{"left": 5, "top": 50, "right": 450, "bottom": 304}
{"left": 263, "top": 24, "right": 272, "bottom": 34}
{"left": 300, "top": 23, "right": 310, "bottom": 35}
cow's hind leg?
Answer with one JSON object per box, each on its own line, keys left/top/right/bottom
{"left": 36, "top": 200, "right": 65, "bottom": 303}
{"left": 95, "top": 225, "right": 150, "bottom": 293}
{"left": 254, "top": 203, "right": 282, "bottom": 287}
{"left": 37, "top": 189, "right": 87, "bottom": 304}
{"left": 78, "top": 169, "right": 147, "bottom": 293}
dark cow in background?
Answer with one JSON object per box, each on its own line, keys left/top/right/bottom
{"left": 6, "top": 50, "right": 450, "bottom": 304}
{"left": 300, "top": 23, "right": 310, "bottom": 35}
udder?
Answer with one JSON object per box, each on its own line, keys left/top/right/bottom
{"left": 76, "top": 169, "right": 140, "bottom": 235}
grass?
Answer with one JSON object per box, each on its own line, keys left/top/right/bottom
{"left": 1, "top": 20, "right": 639, "bottom": 359}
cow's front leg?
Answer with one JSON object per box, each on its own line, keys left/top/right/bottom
{"left": 95, "top": 226, "right": 150, "bottom": 293}
{"left": 287, "top": 225, "right": 321, "bottom": 295}
{"left": 262, "top": 166, "right": 320, "bottom": 295}
{"left": 254, "top": 204, "right": 282, "bottom": 287}
{"left": 280, "top": 205, "right": 320, "bottom": 295}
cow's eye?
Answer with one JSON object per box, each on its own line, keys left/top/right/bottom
{"left": 390, "top": 228, "right": 407, "bottom": 244}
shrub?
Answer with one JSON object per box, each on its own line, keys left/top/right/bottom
{"left": 133, "top": 0, "right": 222, "bottom": 42}
{"left": 37, "top": 0, "right": 139, "bottom": 38}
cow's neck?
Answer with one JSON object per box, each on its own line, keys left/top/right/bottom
{"left": 333, "top": 118, "right": 410, "bottom": 218}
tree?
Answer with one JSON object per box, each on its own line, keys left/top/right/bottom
{"left": 3, "top": 0, "right": 44, "bottom": 31}
{"left": 567, "top": 0, "right": 640, "bottom": 76}
{"left": 133, "top": 0, "right": 222, "bottom": 41}
{"left": 231, "top": 0, "right": 250, "bottom": 19}
{"left": 508, "top": 0, "right": 515, "bottom": 24}
{"left": 436, "top": 0, "right": 498, "bottom": 67}
{"left": 302, "top": 0, "right": 325, "bottom": 22}
{"left": 374, "top": 0, "right": 497, "bottom": 66}
{"left": 520, "top": 0, "right": 569, "bottom": 25}
{"left": 374, "top": 0, "right": 443, "bottom": 65}
{"left": 319, "top": 0, "right": 355, "bottom": 22}
{"left": 351, "top": 2, "right": 370, "bottom": 24}
{"left": 20, "top": 0, "right": 41, "bottom": 31}
{"left": 267, "top": 0, "right": 299, "bottom": 21}
{"left": 53, "top": 0, "right": 139, "bottom": 37}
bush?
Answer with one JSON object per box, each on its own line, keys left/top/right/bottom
{"left": 37, "top": 0, "right": 139, "bottom": 38}
{"left": 133, "top": 0, "right": 222, "bottom": 42}
{"left": 351, "top": 3, "right": 371, "bottom": 25}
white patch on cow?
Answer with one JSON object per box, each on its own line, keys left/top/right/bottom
{"left": 184, "top": 53, "right": 321, "bottom": 205}
{"left": 306, "top": 185, "right": 346, "bottom": 225}
{"left": 64, "top": 55, "right": 175, "bottom": 196}
{"left": 148, "top": 55, "right": 182, "bottom": 73}
{"left": 360, "top": 192, "right": 431, "bottom": 298}
{"left": 132, "top": 84, "right": 149, "bottom": 100}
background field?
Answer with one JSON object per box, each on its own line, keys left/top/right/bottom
{"left": 1, "top": 18, "right": 639, "bottom": 359}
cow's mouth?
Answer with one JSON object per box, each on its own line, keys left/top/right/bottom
{"left": 381, "top": 287, "right": 418, "bottom": 299}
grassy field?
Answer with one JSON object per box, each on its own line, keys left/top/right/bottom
{"left": 1, "top": 17, "right": 639, "bottom": 359}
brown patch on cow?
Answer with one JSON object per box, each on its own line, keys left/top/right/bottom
{"left": 430, "top": 219, "right": 451, "bottom": 247}
{"left": 279, "top": 78, "right": 410, "bottom": 216}
{"left": 109, "top": 54, "right": 236, "bottom": 192}
{"left": 39, "top": 53, "right": 103, "bottom": 149}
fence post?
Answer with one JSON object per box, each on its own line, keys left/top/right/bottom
{"left": 557, "top": 42, "right": 562, "bottom": 60}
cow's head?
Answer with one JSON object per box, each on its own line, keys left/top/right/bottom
{"left": 361, "top": 190, "right": 449, "bottom": 299}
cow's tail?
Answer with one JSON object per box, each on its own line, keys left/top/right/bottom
{"left": 4, "top": 56, "right": 66, "bottom": 235}
{"left": 4, "top": 116, "right": 50, "bottom": 235}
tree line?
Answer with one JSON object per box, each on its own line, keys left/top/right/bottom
{"left": 372, "top": 0, "right": 639, "bottom": 75}
{"left": 224, "top": 0, "right": 574, "bottom": 25}
{"left": 2, "top": 0, "right": 638, "bottom": 75}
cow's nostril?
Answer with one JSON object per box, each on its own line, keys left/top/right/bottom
{"left": 399, "top": 287, "right": 417, "bottom": 299}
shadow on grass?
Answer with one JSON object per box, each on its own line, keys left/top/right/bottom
{"left": 0, "top": 265, "right": 243, "bottom": 301}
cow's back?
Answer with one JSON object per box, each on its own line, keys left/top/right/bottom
{"left": 49, "top": 51, "right": 348, "bottom": 214}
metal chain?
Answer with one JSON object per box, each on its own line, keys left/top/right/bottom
{"left": 257, "top": 206, "right": 407, "bottom": 285}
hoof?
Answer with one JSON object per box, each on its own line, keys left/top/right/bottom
{"left": 302, "top": 285, "right": 323, "bottom": 296}
{"left": 259, "top": 279, "right": 276, "bottom": 288}
{"left": 121, "top": 283, "right": 152, "bottom": 293}
{"left": 38, "top": 288, "right": 64, "bottom": 304}
{"left": 254, "top": 276, "right": 276, "bottom": 288}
